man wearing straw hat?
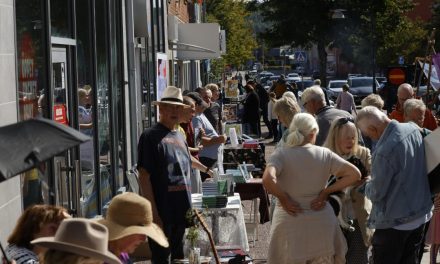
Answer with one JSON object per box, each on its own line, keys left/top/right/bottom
{"left": 137, "top": 86, "right": 192, "bottom": 263}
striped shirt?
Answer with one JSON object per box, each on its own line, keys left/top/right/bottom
{"left": 5, "top": 244, "right": 38, "bottom": 264}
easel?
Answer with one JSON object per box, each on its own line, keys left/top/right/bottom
{"left": 414, "top": 28, "right": 437, "bottom": 106}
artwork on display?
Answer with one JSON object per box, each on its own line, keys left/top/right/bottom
{"left": 223, "top": 104, "right": 238, "bottom": 122}
{"left": 225, "top": 79, "right": 239, "bottom": 98}
{"left": 156, "top": 53, "right": 168, "bottom": 101}
{"left": 225, "top": 123, "right": 243, "bottom": 138}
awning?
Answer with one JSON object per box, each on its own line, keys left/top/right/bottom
{"left": 171, "top": 23, "right": 225, "bottom": 60}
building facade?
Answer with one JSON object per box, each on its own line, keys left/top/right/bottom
{"left": 0, "top": 0, "right": 222, "bottom": 245}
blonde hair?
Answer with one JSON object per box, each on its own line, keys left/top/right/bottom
{"left": 324, "top": 118, "right": 359, "bottom": 155}
{"left": 43, "top": 249, "right": 102, "bottom": 264}
{"left": 286, "top": 113, "right": 319, "bottom": 147}
{"left": 361, "top": 94, "right": 384, "bottom": 109}
{"left": 301, "top": 85, "right": 325, "bottom": 106}
{"left": 282, "top": 91, "right": 297, "bottom": 103}
{"left": 403, "top": 98, "right": 426, "bottom": 118}
{"left": 273, "top": 97, "right": 301, "bottom": 125}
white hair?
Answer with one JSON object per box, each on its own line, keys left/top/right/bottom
{"left": 282, "top": 91, "right": 297, "bottom": 103}
{"left": 273, "top": 97, "right": 301, "bottom": 125}
{"left": 403, "top": 98, "right": 426, "bottom": 117}
{"left": 286, "top": 113, "right": 319, "bottom": 147}
{"left": 356, "top": 105, "right": 388, "bottom": 128}
{"left": 301, "top": 85, "right": 325, "bottom": 106}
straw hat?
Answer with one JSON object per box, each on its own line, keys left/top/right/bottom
{"left": 153, "top": 86, "right": 189, "bottom": 108}
{"left": 98, "top": 192, "right": 169, "bottom": 247}
{"left": 31, "top": 218, "right": 121, "bottom": 264}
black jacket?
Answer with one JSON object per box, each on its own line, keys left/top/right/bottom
{"left": 242, "top": 91, "right": 260, "bottom": 123}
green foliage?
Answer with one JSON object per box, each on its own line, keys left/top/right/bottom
{"left": 256, "top": 0, "right": 428, "bottom": 75}
{"left": 185, "top": 209, "right": 200, "bottom": 248}
{"left": 427, "top": 0, "right": 440, "bottom": 51}
{"left": 206, "top": 0, "right": 257, "bottom": 69}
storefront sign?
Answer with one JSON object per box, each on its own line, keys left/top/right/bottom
{"left": 19, "top": 33, "right": 38, "bottom": 120}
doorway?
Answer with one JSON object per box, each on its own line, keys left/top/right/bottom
{"left": 51, "top": 46, "right": 82, "bottom": 216}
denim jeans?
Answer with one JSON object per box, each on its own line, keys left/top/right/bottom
{"left": 372, "top": 224, "right": 425, "bottom": 264}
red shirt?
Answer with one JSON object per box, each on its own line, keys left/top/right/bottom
{"left": 389, "top": 103, "right": 438, "bottom": 130}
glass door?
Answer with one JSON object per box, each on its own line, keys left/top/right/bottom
{"left": 51, "top": 46, "right": 81, "bottom": 216}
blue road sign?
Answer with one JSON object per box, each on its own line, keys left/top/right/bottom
{"left": 398, "top": 56, "right": 405, "bottom": 65}
{"left": 294, "top": 51, "right": 307, "bottom": 63}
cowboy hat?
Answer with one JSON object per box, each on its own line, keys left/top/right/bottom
{"left": 153, "top": 86, "right": 189, "bottom": 108}
{"left": 31, "top": 218, "right": 121, "bottom": 264}
{"left": 98, "top": 192, "right": 169, "bottom": 248}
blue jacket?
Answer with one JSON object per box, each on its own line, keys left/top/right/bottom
{"left": 359, "top": 120, "right": 432, "bottom": 229}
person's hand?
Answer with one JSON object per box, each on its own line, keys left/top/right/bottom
{"left": 197, "top": 144, "right": 204, "bottom": 151}
{"left": 354, "top": 176, "right": 370, "bottom": 187}
{"left": 207, "top": 169, "right": 214, "bottom": 178}
{"left": 219, "top": 134, "right": 227, "bottom": 143}
{"left": 311, "top": 190, "right": 329, "bottom": 211}
{"left": 278, "top": 193, "right": 303, "bottom": 216}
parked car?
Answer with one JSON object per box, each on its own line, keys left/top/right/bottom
{"left": 287, "top": 73, "right": 301, "bottom": 83}
{"left": 347, "top": 77, "right": 380, "bottom": 105}
{"left": 326, "top": 80, "right": 348, "bottom": 101}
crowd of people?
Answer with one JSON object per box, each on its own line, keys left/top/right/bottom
{"left": 3, "top": 77, "right": 440, "bottom": 264}
{"left": 261, "top": 79, "right": 439, "bottom": 264}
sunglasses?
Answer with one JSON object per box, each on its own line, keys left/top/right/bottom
{"left": 336, "top": 117, "right": 354, "bottom": 126}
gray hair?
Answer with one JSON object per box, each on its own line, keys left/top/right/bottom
{"left": 286, "top": 113, "right": 319, "bottom": 147}
{"left": 301, "top": 85, "right": 325, "bottom": 106}
{"left": 361, "top": 94, "right": 384, "bottom": 109}
{"left": 356, "top": 105, "right": 388, "bottom": 128}
{"left": 273, "top": 97, "right": 301, "bottom": 125}
{"left": 205, "top": 83, "right": 219, "bottom": 92}
{"left": 403, "top": 98, "right": 426, "bottom": 117}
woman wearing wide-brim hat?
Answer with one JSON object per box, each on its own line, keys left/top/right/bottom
{"left": 31, "top": 218, "right": 121, "bottom": 264}
{"left": 98, "top": 192, "right": 169, "bottom": 264}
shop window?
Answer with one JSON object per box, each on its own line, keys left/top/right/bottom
{"left": 15, "top": 0, "right": 51, "bottom": 208}
{"left": 50, "top": 0, "right": 73, "bottom": 38}
{"left": 76, "top": 0, "right": 98, "bottom": 217}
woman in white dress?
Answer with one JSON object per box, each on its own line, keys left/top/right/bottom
{"left": 263, "top": 113, "right": 361, "bottom": 264}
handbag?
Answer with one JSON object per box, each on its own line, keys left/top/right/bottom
{"left": 424, "top": 128, "right": 440, "bottom": 194}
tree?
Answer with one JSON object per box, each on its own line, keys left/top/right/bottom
{"left": 257, "top": 0, "right": 427, "bottom": 83}
{"left": 258, "top": 0, "right": 339, "bottom": 85}
{"left": 206, "top": 0, "right": 257, "bottom": 77}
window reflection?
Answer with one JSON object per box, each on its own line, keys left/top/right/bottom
{"left": 16, "top": 0, "right": 50, "bottom": 208}
{"left": 76, "top": 0, "right": 98, "bottom": 217}
{"left": 50, "top": 0, "right": 73, "bottom": 37}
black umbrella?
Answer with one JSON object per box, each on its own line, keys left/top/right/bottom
{"left": 0, "top": 118, "right": 90, "bottom": 182}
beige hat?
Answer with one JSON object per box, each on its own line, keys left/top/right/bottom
{"left": 153, "top": 86, "right": 189, "bottom": 108}
{"left": 98, "top": 192, "right": 169, "bottom": 248}
{"left": 31, "top": 218, "right": 121, "bottom": 264}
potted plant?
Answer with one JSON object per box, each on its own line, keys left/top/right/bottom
{"left": 186, "top": 210, "right": 201, "bottom": 264}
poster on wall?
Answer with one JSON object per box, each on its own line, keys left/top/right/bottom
{"left": 156, "top": 53, "right": 168, "bottom": 101}
{"left": 225, "top": 79, "right": 239, "bottom": 98}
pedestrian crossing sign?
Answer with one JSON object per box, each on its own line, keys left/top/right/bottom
{"left": 294, "top": 51, "right": 307, "bottom": 63}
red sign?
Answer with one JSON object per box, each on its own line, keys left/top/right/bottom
{"left": 388, "top": 68, "right": 406, "bottom": 85}
{"left": 53, "top": 104, "right": 68, "bottom": 125}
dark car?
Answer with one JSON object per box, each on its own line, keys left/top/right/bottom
{"left": 347, "top": 77, "right": 380, "bottom": 105}
{"left": 295, "top": 80, "right": 315, "bottom": 91}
